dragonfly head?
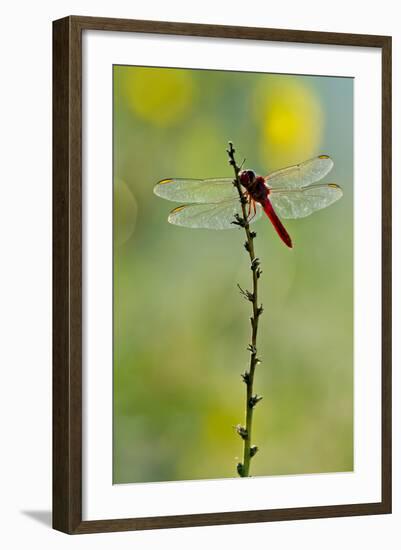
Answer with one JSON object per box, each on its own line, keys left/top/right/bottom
{"left": 239, "top": 170, "right": 256, "bottom": 189}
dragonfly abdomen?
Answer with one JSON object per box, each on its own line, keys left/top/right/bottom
{"left": 260, "top": 197, "right": 293, "bottom": 248}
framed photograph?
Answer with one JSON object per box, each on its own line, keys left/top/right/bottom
{"left": 53, "top": 16, "right": 392, "bottom": 534}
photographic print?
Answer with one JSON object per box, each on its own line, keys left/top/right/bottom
{"left": 113, "top": 65, "right": 354, "bottom": 484}
{"left": 53, "top": 16, "right": 391, "bottom": 533}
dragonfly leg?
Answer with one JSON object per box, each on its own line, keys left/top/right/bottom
{"left": 247, "top": 199, "right": 257, "bottom": 222}
{"left": 245, "top": 191, "right": 254, "bottom": 221}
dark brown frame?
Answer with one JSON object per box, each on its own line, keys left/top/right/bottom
{"left": 53, "top": 15, "right": 392, "bottom": 534}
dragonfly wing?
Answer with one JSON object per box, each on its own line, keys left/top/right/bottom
{"left": 269, "top": 183, "right": 343, "bottom": 219}
{"left": 266, "top": 155, "right": 334, "bottom": 189}
{"left": 168, "top": 199, "right": 263, "bottom": 230}
{"left": 154, "top": 177, "right": 237, "bottom": 203}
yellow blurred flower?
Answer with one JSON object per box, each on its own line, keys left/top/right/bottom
{"left": 116, "top": 66, "right": 194, "bottom": 127}
{"left": 254, "top": 76, "right": 324, "bottom": 169}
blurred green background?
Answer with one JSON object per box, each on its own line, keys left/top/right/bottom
{"left": 113, "top": 65, "right": 353, "bottom": 484}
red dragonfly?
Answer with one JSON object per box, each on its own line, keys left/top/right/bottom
{"left": 154, "top": 155, "right": 342, "bottom": 248}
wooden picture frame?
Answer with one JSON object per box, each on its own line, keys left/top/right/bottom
{"left": 53, "top": 15, "right": 392, "bottom": 534}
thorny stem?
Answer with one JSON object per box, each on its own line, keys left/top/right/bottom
{"left": 227, "top": 142, "right": 263, "bottom": 478}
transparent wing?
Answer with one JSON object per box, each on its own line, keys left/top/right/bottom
{"left": 269, "top": 183, "right": 343, "bottom": 219}
{"left": 266, "top": 155, "right": 334, "bottom": 190}
{"left": 154, "top": 177, "right": 236, "bottom": 203}
{"left": 167, "top": 199, "right": 263, "bottom": 230}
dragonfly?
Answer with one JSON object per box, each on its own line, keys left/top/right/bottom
{"left": 153, "top": 155, "right": 343, "bottom": 248}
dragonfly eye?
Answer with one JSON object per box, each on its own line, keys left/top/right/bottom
{"left": 239, "top": 170, "right": 256, "bottom": 187}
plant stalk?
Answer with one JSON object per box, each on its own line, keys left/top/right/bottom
{"left": 227, "top": 142, "right": 263, "bottom": 478}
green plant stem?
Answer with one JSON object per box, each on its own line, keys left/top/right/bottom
{"left": 227, "top": 142, "right": 263, "bottom": 478}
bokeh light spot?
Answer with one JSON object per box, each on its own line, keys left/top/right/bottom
{"left": 254, "top": 76, "right": 324, "bottom": 169}
{"left": 114, "top": 179, "right": 137, "bottom": 246}
{"left": 117, "top": 67, "right": 194, "bottom": 127}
